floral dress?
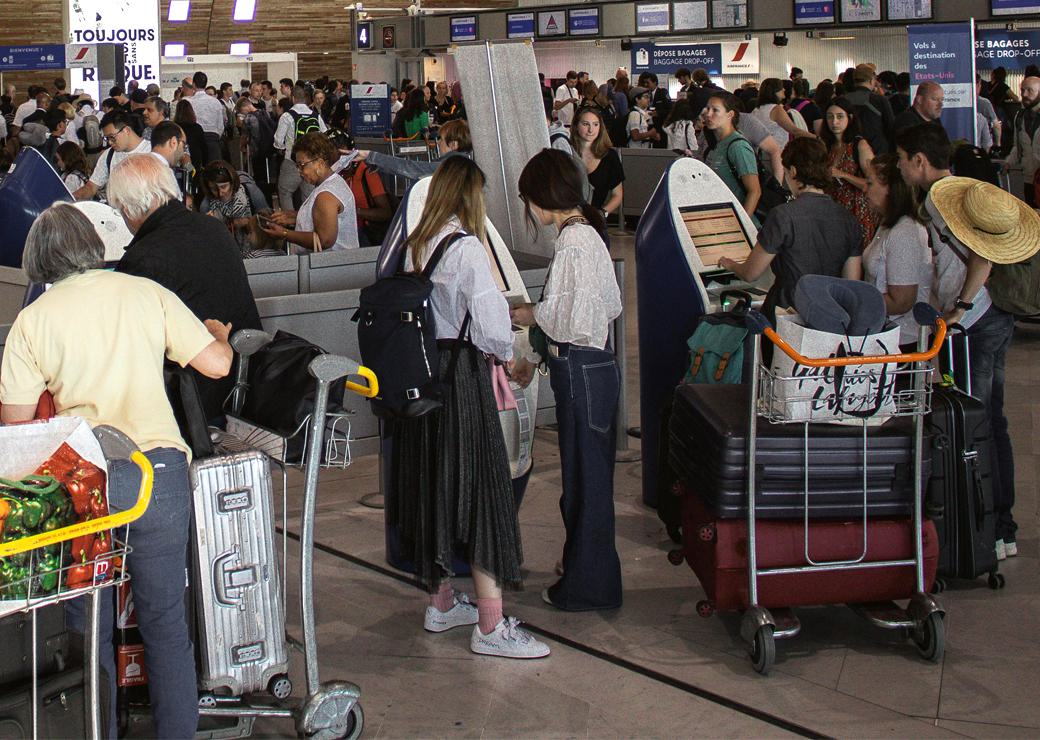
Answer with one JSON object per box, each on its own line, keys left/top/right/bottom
{"left": 828, "top": 142, "right": 880, "bottom": 248}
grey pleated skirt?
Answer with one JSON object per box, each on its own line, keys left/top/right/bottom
{"left": 388, "top": 344, "right": 523, "bottom": 592}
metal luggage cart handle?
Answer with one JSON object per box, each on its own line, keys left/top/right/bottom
{"left": 0, "top": 448, "right": 153, "bottom": 558}
{"left": 745, "top": 303, "right": 947, "bottom": 367}
{"left": 307, "top": 354, "right": 379, "bottom": 399}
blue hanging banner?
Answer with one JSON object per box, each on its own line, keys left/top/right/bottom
{"left": 975, "top": 29, "right": 1040, "bottom": 71}
{"left": 350, "top": 84, "right": 391, "bottom": 138}
{"left": 907, "top": 21, "right": 976, "bottom": 145}
{"left": 0, "top": 45, "right": 67, "bottom": 72}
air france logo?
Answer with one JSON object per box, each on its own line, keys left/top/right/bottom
{"left": 731, "top": 42, "right": 749, "bottom": 62}
{"left": 545, "top": 15, "right": 559, "bottom": 32}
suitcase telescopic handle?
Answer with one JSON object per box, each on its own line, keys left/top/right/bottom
{"left": 744, "top": 303, "right": 947, "bottom": 367}
{"left": 307, "top": 354, "right": 379, "bottom": 398}
{"left": 0, "top": 447, "right": 154, "bottom": 558}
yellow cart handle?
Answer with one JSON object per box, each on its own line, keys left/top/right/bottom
{"left": 345, "top": 366, "right": 379, "bottom": 399}
{"left": 0, "top": 450, "right": 154, "bottom": 558}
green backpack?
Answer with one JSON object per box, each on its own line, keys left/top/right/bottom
{"left": 988, "top": 252, "right": 1040, "bottom": 317}
{"left": 684, "top": 313, "right": 750, "bottom": 385}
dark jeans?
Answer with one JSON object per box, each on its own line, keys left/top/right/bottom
{"left": 66, "top": 448, "right": 199, "bottom": 739}
{"left": 545, "top": 344, "right": 623, "bottom": 610}
{"left": 966, "top": 306, "right": 1017, "bottom": 542}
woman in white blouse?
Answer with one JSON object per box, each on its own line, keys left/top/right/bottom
{"left": 510, "top": 148, "right": 624, "bottom": 611}
{"left": 387, "top": 156, "right": 550, "bottom": 660}
{"left": 260, "top": 132, "right": 359, "bottom": 251}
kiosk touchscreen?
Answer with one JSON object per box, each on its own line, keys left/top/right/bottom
{"left": 376, "top": 176, "right": 537, "bottom": 573}
{"left": 634, "top": 157, "right": 772, "bottom": 507}
{"left": 0, "top": 147, "right": 73, "bottom": 268}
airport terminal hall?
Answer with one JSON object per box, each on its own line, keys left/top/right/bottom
{"left": 4, "top": 0, "right": 1040, "bottom": 737}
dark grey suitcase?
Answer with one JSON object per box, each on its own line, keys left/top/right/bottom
{"left": 0, "top": 605, "right": 67, "bottom": 688}
{"left": 669, "top": 384, "right": 927, "bottom": 519}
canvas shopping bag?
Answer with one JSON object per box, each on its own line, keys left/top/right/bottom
{"left": 768, "top": 314, "right": 900, "bottom": 423}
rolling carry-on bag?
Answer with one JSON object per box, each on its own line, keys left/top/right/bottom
{"left": 928, "top": 326, "right": 1001, "bottom": 589}
{"left": 668, "top": 384, "right": 925, "bottom": 520}
{"left": 678, "top": 488, "right": 939, "bottom": 612}
{"left": 926, "top": 384, "right": 1001, "bottom": 588}
{"left": 190, "top": 450, "right": 291, "bottom": 699}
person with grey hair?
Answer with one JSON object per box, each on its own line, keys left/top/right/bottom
{"left": 109, "top": 153, "right": 262, "bottom": 418}
{"left": 0, "top": 202, "right": 233, "bottom": 739}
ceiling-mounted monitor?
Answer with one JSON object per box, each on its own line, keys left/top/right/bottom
{"left": 506, "top": 11, "right": 536, "bottom": 39}
{"left": 537, "top": 9, "right": 568, "bottom": 37}
{"left": 673, "top": 1, "right": 709, "bottom": 31}
{"left": 795, "top": 0, "right": 835, "bottom": 25}
{"left": 711, "top": 0, "right": 749, "bottom": 28}
{"left": 887, "top": 0, "right": 932, "bottom": 20}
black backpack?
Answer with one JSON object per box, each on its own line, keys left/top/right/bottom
{"left": 254, "top": 110, "right": 277, "bottom": 158}
{"left": 288, "top": 109, "right": 320, "bottom": 140}
{"left": 851, "top": 99, "right": 890, "bottom": 155}
{"left": 951, "top": 144, "right": 999, "bottom": 185}
{"left": 353, "top": 232, "right": 468, "bottom": 418}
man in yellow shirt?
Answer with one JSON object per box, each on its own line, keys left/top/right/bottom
{"left": 0, "top": 202, "right": 232, "bottom": 738}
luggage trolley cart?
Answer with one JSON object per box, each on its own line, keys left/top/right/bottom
{"left": 383, "top": 135, "right": 435, "bottom": 198}
{"left": 197, "top": 330, "right": 378, "bottom": 739}
{"left": 0, "top": 425, "right": 154, "bottom": 740}
{"left": 740, "top": 305, "right": 948, "bottom": 675}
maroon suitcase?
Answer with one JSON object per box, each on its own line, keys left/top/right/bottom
{"left": 679, "top": 487, "right": 939, "bottom": 612}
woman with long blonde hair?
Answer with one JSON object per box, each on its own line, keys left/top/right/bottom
{"left": 389, "top": 156, "right": 550, "bottom": 660}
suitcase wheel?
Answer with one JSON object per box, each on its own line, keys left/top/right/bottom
{"left": 696, "top": 600, "right": 715, "bottom": 618}
{"left": 749, "top": 626, "right": 775, "bottom": 676}
{"left": 667, "top": 549, "right": 685, "bottom": 566}
{"left": 698, "top": 524, "right": 716, "bottom": 542}
{"left": 931, "top": 578, "right": 946, "bottom": 594}
{"left": 269, "top": 674, "right": 293, "bottom": 700}
{"left": 988, "top": 572, "right": 1006, "bottom": 590}
{"left": 911, "top": 612, "right": 946, "bottom": 663}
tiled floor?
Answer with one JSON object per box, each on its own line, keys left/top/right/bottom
{"left": 219, "top": 230, "right": 1035, "bottom": 739}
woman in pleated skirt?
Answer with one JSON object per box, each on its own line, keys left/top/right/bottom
{"left": 387, "top": 156, "right": 549, "bottom": 659}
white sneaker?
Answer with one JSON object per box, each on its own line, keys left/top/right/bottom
{"left": 470, "top": 616, "right": 551, "bottom": 659}
{"left": 424, "top": 592, "right": 478, "bottom": 633}
{"left": 1005, "top": 540, "right": 1018, "bottom": 558}
{"left": 996, "top": 539, "right": 1007, "bottom": 561}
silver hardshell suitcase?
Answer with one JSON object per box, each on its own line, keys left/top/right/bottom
{"left": 190, "top": 450, "right": 290, "bottom": 698}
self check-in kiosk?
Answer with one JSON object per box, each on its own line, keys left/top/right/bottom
{"left": 0, "top": 148, "right": 73, "bottom": 268}
{"left": 634, "top": 157, "right": 771, "bottom": 507}
{"left": 376, "top": 175, "right": 538, "bottom": 572}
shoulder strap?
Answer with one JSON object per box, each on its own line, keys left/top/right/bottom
{"left": 793, "top": 99, "right": 811, "bottom": 112}
{"left": 420, "top": 231, "right": 467, "bottom": 278}
{"left": 358, "top": 164, "right": 374, "bottom": 206}
{"left": 106, "top": 147, "right": 115, "bottom": 169}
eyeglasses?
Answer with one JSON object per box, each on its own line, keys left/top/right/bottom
{"left": 296, "top": 158, "right": 317, "bottom": 172}
{"left": 103, "top": 127, "right": 125, "bottom": 144}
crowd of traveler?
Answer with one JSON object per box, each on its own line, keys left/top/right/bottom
{"left": 0, "top": 55, "right": 1035, "bottom": 737}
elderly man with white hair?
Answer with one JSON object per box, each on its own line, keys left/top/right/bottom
{"left": 108, "top": 153, "right": 262, "bottom": 419}
{"left": 0, "top": 201, "right": 234, "bottom": 738}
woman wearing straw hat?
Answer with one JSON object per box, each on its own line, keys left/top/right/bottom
{"left": 895, "top": 123, "right": 1040, "bottom": 560}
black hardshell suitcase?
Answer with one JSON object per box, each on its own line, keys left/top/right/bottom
{"left": 0, "top": 605, "right": 67, "bottom": 688}
{"left": 669, "top": 384, "right": 926, "bottom": 519}
{"left": 926, "top": 384, "right": 1002, "bottom": 589}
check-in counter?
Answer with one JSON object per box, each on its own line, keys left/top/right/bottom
{"left": 299, "top": 247, "right": 382, "bottom": 293}
{"left": 243, "top": 254, "right": 301, "bottom": 299}
{"left": 619, "top": 148, "right": 681, "bottom": 221}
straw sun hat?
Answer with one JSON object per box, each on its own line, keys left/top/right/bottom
{"left": 929, "top": 177, "right": 1040, "bottom": 265}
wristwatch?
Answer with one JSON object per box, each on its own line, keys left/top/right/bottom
{"left": 954, "top": 299, "right": 974, "bottom": 311}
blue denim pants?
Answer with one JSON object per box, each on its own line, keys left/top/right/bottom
{"left": 545, "top": 344, "right": 623, "bottom": 611}
{"left": 966, "top": 306, "right": 1018, "bottom": 543}
{"left": 66, "top": 447, "right": 199, "bottom": 739}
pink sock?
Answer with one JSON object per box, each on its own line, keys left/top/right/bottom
{"left": 477, "top": 598, "right": 503, "bottom": 635}
{"left": 429, "top": 582, "right": 455, "bottom": 613}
